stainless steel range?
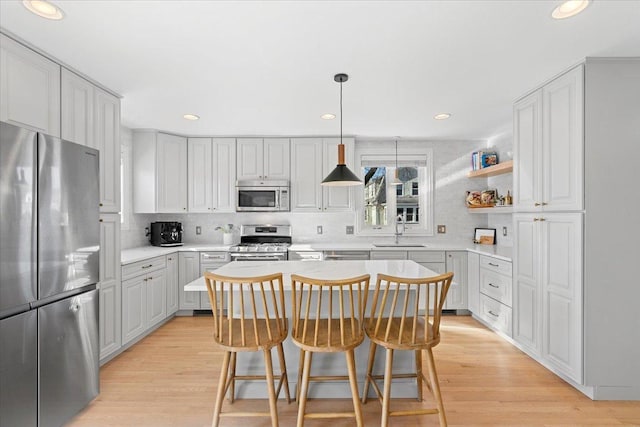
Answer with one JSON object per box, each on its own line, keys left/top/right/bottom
{"left": 229, "top": 224, "right": 292, "bottom": 261}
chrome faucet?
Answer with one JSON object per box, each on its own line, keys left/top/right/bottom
{"left": 394, "top": 214, "right": 405, "bottom": 244}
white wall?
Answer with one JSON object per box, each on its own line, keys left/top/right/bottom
{"left": 121, "top": 134, "right": 511, "bottom": 249}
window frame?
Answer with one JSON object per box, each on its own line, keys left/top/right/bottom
{"left": 354, "top": 142, "right": 434, "bottom": 237}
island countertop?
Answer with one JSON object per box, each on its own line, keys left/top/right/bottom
{"left": 184, "top": 259, "right": 441, "bottom": 292}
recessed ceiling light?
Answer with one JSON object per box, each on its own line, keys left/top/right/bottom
{"left": 434, "top": 113, "right": 451, "bottom": 120}
{"left": 552, "top": 0, "right": 590, "bottom": 19}
{"left": 183, "top": 114, "right": 200, "bottom": 121}
{"left": 23, "top": 0, "right": 64, "bottom": 20}
{"left": 321, "top": 113, "right": 336, "bottom": 120}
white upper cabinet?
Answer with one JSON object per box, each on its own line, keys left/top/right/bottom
{"left": 157, "top": 133, "right": 188, "bottom": 212}
{"left": 188, "top": 137, "right": 236, "bottom": 212}
{"left": 542, "top": 67, "right": 584, "bottom": 211}
{"left": 133, "top": 131, "right": 187, "bottom": 213}
{"left": 94, "top": 87, "right": 121, "bottom": 213}
{"left": 61, "top": 68, "right": 94, "bottom": 146}
{"left": 61, "top": 68, "right": 121, "bottom": 213}
{"left": 0, "top": 33, "right": 60, "bottom": 136}
{"left": 212, "top": 139, "right": 236, "bottom": 211}
{"left": 291, "top": 138, "right": 323, "bottom": 211}
{"left": 290, "top": 137, "right": 355, "bottom": 212}
{"left": 237, "top": 138, "right": 289, "bottom": 180}
{"left": 514, "top": 65, "right": 584, "bottom": 212}
{"left": 187, "top": 138, "right": 213, "bottom": 212}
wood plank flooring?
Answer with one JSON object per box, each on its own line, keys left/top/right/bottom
{"left": 69, "top": 315, "right": 640, "bottom": 426}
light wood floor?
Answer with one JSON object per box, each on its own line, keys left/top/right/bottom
{"left": 69, "top": 315, "right": 640, "bottom": 426}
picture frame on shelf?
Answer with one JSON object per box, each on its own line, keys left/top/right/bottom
{"left": 474, "top": 228, "right": 497, "bottom": 245}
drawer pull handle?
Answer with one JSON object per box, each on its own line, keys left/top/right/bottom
{"left": 488, "top": 310, "right": 499, "bottom": 318}
{"left": 488, "top": 283, "right": 499, "bottom": 288}
{"left": 141, "top": 264, "right": 153, "bottom": 269}
{"left": 488, "top": 262, "right": 499, "bottom": 267}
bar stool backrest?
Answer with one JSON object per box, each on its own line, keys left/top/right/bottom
{"left": 366, "top": 272, "right": 454, "bottom": 349}
{"left": 290, "top": 274, "right": 370, "bottom": 352}
{"left": 204, "top": 272, "right": 287, "bottom": 351}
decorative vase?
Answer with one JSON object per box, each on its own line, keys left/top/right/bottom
{"left": 223, "top": 233, "right": 233, "bottom": 245}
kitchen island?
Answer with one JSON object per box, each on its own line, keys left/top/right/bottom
{"left": 185, "top": 260, "right": 440, "bottom": 399}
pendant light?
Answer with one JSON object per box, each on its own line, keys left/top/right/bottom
{"left": 389, "top": 138, "right": 403, "bottom": 186}
{"left": 321, "top": 73, "right": 362, "bottom": 186}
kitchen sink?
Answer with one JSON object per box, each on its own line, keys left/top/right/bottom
{"left": 372, "top": 243, "right": 427, "bottom": 248}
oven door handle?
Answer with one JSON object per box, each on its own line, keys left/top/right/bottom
{"left": 230, "top": 254, "right": 284, "bottom": 261}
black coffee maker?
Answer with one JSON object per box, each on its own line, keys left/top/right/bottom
{"left": 148, "top": 222, "right": 183, "bottom": 247}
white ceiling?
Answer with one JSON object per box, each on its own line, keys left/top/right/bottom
{"left": 1, "top": 1, "right": 639, "bottom": 141}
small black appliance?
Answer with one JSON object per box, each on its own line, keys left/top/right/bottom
{"left": 148, "top": 222, "right": 183, "bottom": 247}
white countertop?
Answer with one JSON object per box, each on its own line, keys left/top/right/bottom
{"left": 122, "top": 242, "right": 512, "bottom": 265}
{"left": 184, "top": 260, "right": 441, "bottom": 291}
{"left": 121, "top": 244, "right": 233, "bottom": 264}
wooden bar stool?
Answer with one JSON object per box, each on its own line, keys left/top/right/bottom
{"left": 204, "top": 272, "right": 291, "bottom": 427}
{"left": 290, "top": 274, "right": 370, "bottom": 427}
{"left": 362, "top": 272, "right": 454, "bottom": 427}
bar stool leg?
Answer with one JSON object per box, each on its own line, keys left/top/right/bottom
{"left": 415, "top": 349, "right": 423, "bottom": 402}
{"left": 264, "top": 348, "right": 279, "bottom": 427}
{"left": 381, "top": 348, "right": 394, "bottom": 427}
{"left": 426, "top": 347, "right": 447, "bottom": 427}
{"left": 212, "top": 351, "right": 231, "bottom": 427}
{"left": 296, "top": 348, "right": 304, "bottom": 402}
{"left": 276, "top": 342, "right": 291, "bottom": 403}
{"left": 346, "top": 349, "right": 364, "bottom": 427}
{"left": 296, "top": 350, "right": 312, "bottom": 427}
{"left": 362, "top": 341, "right": 378, "bottom": 404}
{"left": 228, "top": 352, "right": 237, "bottom": 403}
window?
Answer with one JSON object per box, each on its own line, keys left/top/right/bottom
{"left": 356, "top": 143, "right": 434, "bottom": 236}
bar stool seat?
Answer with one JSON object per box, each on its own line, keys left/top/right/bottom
{"left": 204, "top": 272, "right": 291, "bottom": 427}
{"left": 290, "top": 273, "right": 370, "bottom": 427}
{"left": 362, "top": 272, "right": 454, "bottom": 427}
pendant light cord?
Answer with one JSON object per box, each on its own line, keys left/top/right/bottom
{"left": 340, "top": 79, "right": 343, "bottom": 146}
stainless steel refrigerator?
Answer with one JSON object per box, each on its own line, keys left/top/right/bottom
{"left": 1, "top": 121, "right": 100, "bottom": 427}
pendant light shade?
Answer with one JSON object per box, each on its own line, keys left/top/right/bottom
{"left": 321, "top": 73, "right": 362, "bottom": 187}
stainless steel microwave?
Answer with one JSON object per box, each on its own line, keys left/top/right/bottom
{"left": 236, "top": 180, "right": 290, "bottom": 212}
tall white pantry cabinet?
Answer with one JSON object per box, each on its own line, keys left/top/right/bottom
{"left": 1, "top": 32, "right": 123, "bottom": 363}
{"left": 513, "top": 58, "right": 640, "bottom": 399}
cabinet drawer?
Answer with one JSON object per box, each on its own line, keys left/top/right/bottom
{"left": 409, "top": 251, "right": 445, "bottom": 263}
{"left": 200, "top": 252, "right": 230, "bottom": 262}
{"left": 480, "top": 268, "right": 512, "bottom": 307}
{"left": 288, "top": 251, "right": 322, "bottom": 261}
{"left": 480, "top": 255, "right": 512, "bottom": 276}
{"left": 122, "top": 255, "right": 167, "bottom": 281}
{"left": 479, "top": 294, "right": 512, "bottom": 336}
{"left": 370, "top": 251, "right": 407, "bottom": 260}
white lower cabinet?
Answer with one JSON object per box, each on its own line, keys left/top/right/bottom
{"left": 513, "top": 213, "right": 583, "bottom": 383}
{"left": 98, "top": 213, "right": 121, "bottom": 362}
{"left": 444, "top": 251, "right": 468, "bottom": 310}
{"left": 178, "top": 252, "right": 201, "bottom": 310}
{"left": 476, "top": 255, "right": 513, "bottom": 337}
{"left": 166, "top": 254, "right": 179, "bottom": 315}
{"left": 121, "top": 255, "right": 169, "bottom": 345}
{"left": 467, "top": 252, "right": 480, "bottom": 314}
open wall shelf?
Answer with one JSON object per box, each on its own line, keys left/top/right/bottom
{"left": 467, "top": 159, "right": 513, "bottom": 178}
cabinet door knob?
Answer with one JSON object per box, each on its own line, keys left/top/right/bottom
{"left": 542, "top": 202, "right": 548, "bottom": 206}
{"left": 534, "top": 202, "right": 541, "bottom": 206}
{"left": 539, "top": 218, "right": 546, "bottom": 221}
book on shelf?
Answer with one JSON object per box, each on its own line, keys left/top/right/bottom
{"left": 471, "top": 151, "right": 498, "bottom": 170}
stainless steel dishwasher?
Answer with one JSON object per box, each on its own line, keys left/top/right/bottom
{"left": 322, "top": 250, "right": 370, "bottom": 260}
{"left": 199, "top": 252, "right": 231, "bottom": 309}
